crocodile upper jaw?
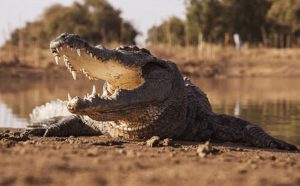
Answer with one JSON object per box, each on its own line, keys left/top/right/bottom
{"left": 51, "top": 44, "right": 145, "bottom": 91}
{"left": 49, "top": 33, "right": 146, "bottom": 91}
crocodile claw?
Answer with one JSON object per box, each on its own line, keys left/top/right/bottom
{"left": 25, "top": 128, "right": 47, "bottom": 136}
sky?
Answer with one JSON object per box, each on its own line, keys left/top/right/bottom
{"left": 0, "top": 0, "right": 186, "bottom": 45}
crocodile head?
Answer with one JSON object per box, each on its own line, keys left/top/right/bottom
{"left": 50, "top": 33, "right": 154, "bottom": 91}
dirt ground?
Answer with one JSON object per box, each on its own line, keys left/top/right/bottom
{"left": 0, "top": 128, "right": 299, "bottom": 186}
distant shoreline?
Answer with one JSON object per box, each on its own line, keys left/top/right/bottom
{"left": 1, "top": 61, "right": 300, "bottom": 79}
{"left": 1, "top": 45, "right": 300, "bottom": 78}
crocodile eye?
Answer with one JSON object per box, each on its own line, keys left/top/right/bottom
{"left": 60, "top": 33, "right": 68, "bottom": 38}
{"left": 74, "top": 34, "right": 80, "bottom": 39}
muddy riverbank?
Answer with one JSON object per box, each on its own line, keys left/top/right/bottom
{"left": 0, "top": 128, "right": 299, "bottom": 186}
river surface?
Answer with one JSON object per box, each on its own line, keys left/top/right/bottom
{"left": 0, "top": 77, "right": 299, "bottom": 145}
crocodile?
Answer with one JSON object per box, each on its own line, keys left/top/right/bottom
{"left": 27, "top": 33, "right": 298, "bottom": 151}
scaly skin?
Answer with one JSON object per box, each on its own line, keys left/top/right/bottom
{"left": 27, "top": 33, "right": 298, "bottom": 151}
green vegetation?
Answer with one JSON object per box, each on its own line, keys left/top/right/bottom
{"left": 5, "top": 0, "right": 300, "bottom": 48}
{"left": 7, "top": 0, "right": 138, "bottom": 48}
{"left": 148, "top": 0, "right": 300, "bottom": 47}
{"left": 147, "top": 17, "right": 186, "bottom": 46}
{"left": 267, "top": 0, "right": 300, "bottom": 47}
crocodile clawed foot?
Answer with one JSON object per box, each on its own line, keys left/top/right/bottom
{"left": 25, "top": 127, "right": 65, "bottom": 137}
{"left": 269, "top": 139, "right": 299, "bottom": 152}
{"left": 25, "top": 126, "right": 72, "bottom": 137}
{"left": 25, "top": 128, "right": 47, "bottom": 136}
{"left": 27, "top": 116, "right": 101, "bottom": 137}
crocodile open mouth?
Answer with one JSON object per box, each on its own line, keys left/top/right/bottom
{"left": 51, "top": 43, "right": 147, "bottom": 109}
{"left": 49, "top": 33, "right": 157, "bottom": 114}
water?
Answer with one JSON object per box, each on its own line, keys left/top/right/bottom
{"left": 0, "top": 77, "right": 299, "bottom": 145}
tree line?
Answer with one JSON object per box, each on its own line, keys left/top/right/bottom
{"left": 6, "top": 0, "right": 300, "bottom": 48}
{"left": 147, "top": 0, "right": 300, "bottom": 48}
{"left": 7, "top": 0, "right": 138, "bottom": 48}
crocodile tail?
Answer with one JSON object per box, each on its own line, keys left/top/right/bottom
{"left": 209, "top": 113, "right": 299, "bottom": 151}
{"left": 29, "top": 99, "right": 72, "bottom": 125}
{"left": 244, "top": 125, "right": 299, "bottom": 151}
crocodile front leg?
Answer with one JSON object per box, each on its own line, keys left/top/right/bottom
{"left": 207, "top": 113, "right": 299, "bottom": 151}
{"left": 26, "top": 115, "right": 101, "bottom": 137}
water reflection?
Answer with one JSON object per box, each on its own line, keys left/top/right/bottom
{"left": 0, "top": 77, "right": 103, "bottom": 119}
{"left": 0, "top": 77, "right": 299, "bottom": 145}
{"left": 0, "top": 101, "right": 27, "bottom": 128}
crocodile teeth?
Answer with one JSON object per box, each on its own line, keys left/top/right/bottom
{"left": 92, "top": 85, "right": 96, "bottom": 95}
{"left": 54, "top": 56, "right": 59, "bottom": 64}
{"left": 63, "top": 55, "right": 68, "bottom": 61}
{"left": 71, "top": 71, "right": 77, "bottom": 80}
{"left": 55, "top": 48, "right": 59, "bottom": 53}
{"left": 82, "top": 69, "right": 89, "bottom": 76}
{"left": 90, "top": 53, "right": 93, "bottom": 58}
{"left": 68, "top": 93, "right": 72, "bottom": 101}
{"left": 76, "top": 49, "right": 81, "bottom": 56}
